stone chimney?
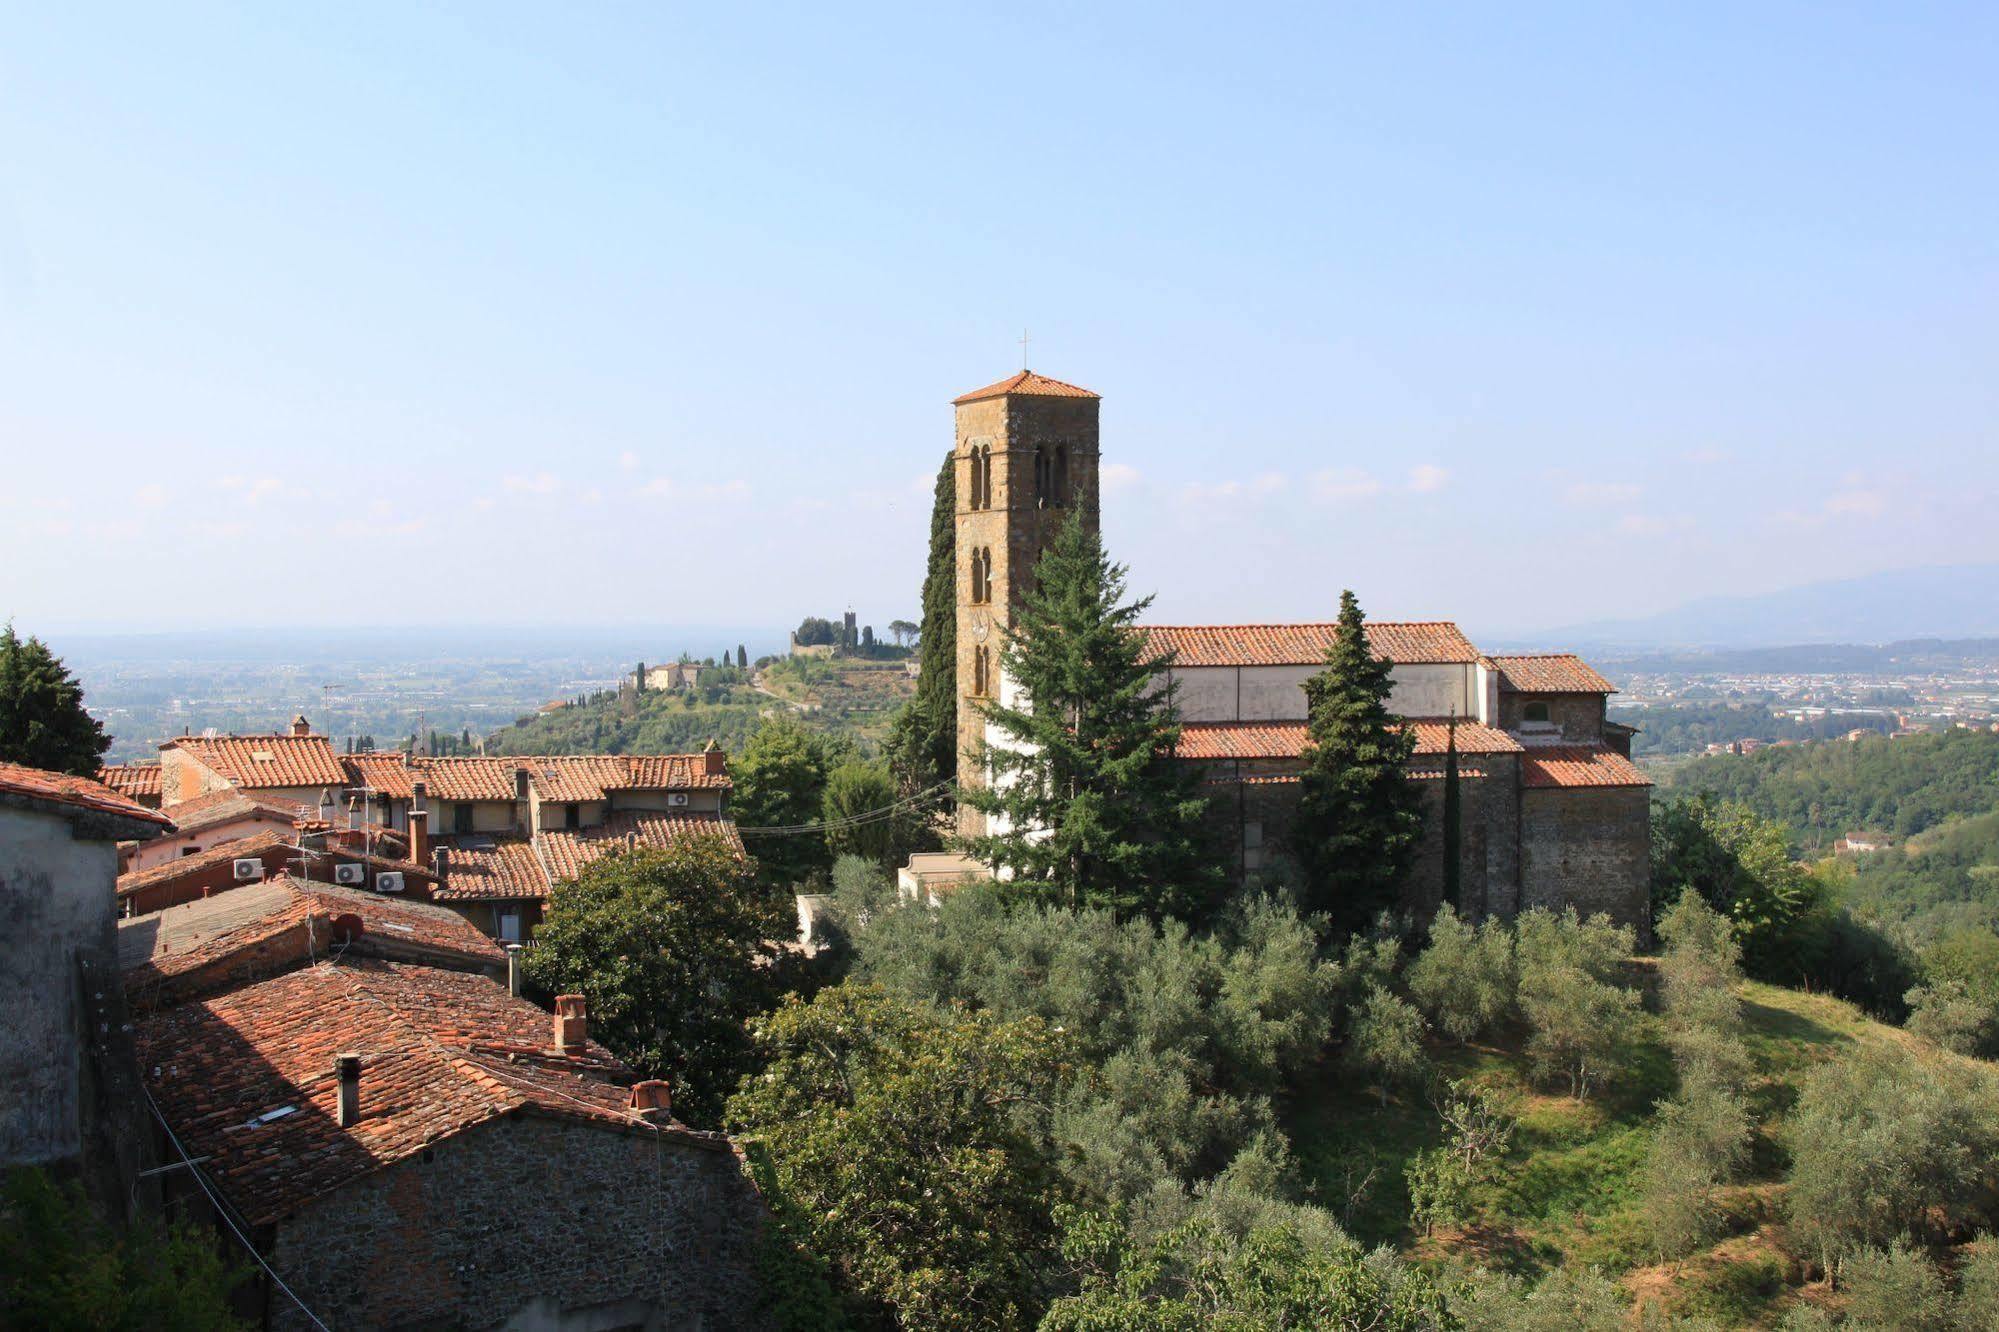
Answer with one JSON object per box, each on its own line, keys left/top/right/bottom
{"left": 513, "top": 767, "right": 530, "bottom": 801}
{"left": 703, "top": 739, "right": 726, "bottom": 778}
{"left": 336, "top": 1053, "right": 361, "bottom": 1127}
{"left": 629, "top": 1080, "right": 672, "bottom": 1122}
{"left": 431, "top": 846, "right": 449, "bottom": 887}
{"left": 554, "top": 994, "right": 588, "bottom": 1050}
{"left": 411, "top": 779, "right": 428, "bottom": 817}
{"left": 507, "top": 944, "right": 525, "bottom": 997}
{"left": 407, "top": 808, "right": 428, "bottom": 869}
{"left": 291, "top": 715, "right": 312, "bottom": 738}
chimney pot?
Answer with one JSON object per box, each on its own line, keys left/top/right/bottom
{"left": 292, "top": 715, "right": 312, "bottom": 738}
{"left": 336, "top": 1052, "right": 361, "bottom": 1127}
{"left": 554, "top": 994, "right": 588, "bottom": 1050}
{"left": 411, "top": 779, "right": 427, "bottom": 814}
{"left": 702, "top": 740, "right": 726, "bottom": 777}
{"left": 507, "top": 944, "right": 524, "bottom": 997}
{"left": 629, "top": 1079, "right": 672, "bottom": 1120}
{"left": 407, "top": 808, "right": 429, "bottom": 869}
{"left": 514, "top": 767, "right": 530, "bottom": 801}
{"left": 432, "top": 846, "right": 449, "bottom": 886}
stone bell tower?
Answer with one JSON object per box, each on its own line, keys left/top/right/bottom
{"left": 951, "top": 369, "right": 1102, "bottom": 834}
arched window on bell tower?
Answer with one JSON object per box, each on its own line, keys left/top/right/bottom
{"left": 968, "top": 444, "right": 988, "bottom": 510}
{"left": 1053, "top": 444, "right": 1069, "bottom": 506}
{"left": 973, "top": 645, "right": 990, "bottom": 696}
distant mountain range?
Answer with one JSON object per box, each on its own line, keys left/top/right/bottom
{"left": 1506, "top": 564, "right": 1999, "bottom": 654}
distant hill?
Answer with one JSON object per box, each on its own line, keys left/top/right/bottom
{"left": 1598, "top": 637, "right": 1999, "bottom": 676}
{"left": 1517, "top": 563, "right": 1999, "bottom": 652}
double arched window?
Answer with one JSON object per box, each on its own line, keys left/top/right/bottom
{"left": 968, "top": 444, "right": 995, "bottom": 510}
{"left": 969, "top": 547, "right": 993, "bottom": 604}
{"left": 1032, "top": 443, "right": 1070, "bottom": 507}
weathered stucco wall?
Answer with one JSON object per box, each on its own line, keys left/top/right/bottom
{"left": 268, "top": 1112, "right": 764, "bottom": 1332}
{"left": 1497, "top": 693, "right": 1606, "bottom": 742}
{"left": 1519, "top": 786, "right": 1651, "bottom": 935}
{"left": 1168, "top": 662, "right": 1478, "bottom": 725}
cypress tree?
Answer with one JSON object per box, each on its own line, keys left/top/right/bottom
{"left": 0, "top": 624, "right": 110, "bottom": 777}
{"left": 959, "top": 512, "right": 1221, "bottom": 921}
{"left": 887, "top": 454, "right": 957, "bottom": 794}
{"left": 1442, "top": 713, "right": 1462, "bottom": 910}
{"left": 1292, "top": 589, "right": 1424, "bottom": 939}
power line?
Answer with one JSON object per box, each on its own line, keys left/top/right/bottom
{"left": 732, "top": 781, "right": 953, "bottom": 838}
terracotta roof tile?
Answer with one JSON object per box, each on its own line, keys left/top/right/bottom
{"left": 410, "top": 757, "right": 523, "bottom": 802}
{"left": 431, "top": 836, "right": 551, "bottom": 902}
{"left": 148, "top": 787, "right": 301, "bottom": 837}
{"left": 169, "top": 734, "right": 347, "bottom": 791}
{"left": 1487, "top": 654, "right": 1618, "bottom": 694}
{"left": 116, "top": 831, "right": 437, "bottom": 901}
{"left": 136, "top": 958, "right": 725, "bottom": 1226}
{"left": 536, "top": 813, "right": 745, "bottom": 885}
{"left": 1520, "top": 745, "right": 1652, "bottom": 790}
{"left": 0, "top": 760, "right": 173, "bottom": 828}
{"left": 98, "top": 763, "right": 163, "bottom": 800}
{"left": 343, "top": 752, "right": 418, "bottom": 799}
{"left": 952, "top": 369, "right": 1100, "bottom": 405}
{"left": 1144, "top": 621, "right": 1480, "bottom": 667}
{"left": 1172, "top": 719, "right": 1522, "bottom": 761}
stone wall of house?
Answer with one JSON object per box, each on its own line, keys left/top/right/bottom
{"left": 268, "top": 1112, "right": 764, "bottom": 1332}
{"left": 1496, "top": 693, "right": 1606, "bottom": 742}
{"left": 1518, "top": 786, "right": 1651, "bottom": 936}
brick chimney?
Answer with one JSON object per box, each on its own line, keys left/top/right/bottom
{"left": 408, "top": 807, "right": 428, "bottom": 868}
{"left": 629, "top": 1079, "right": 672, "bottom": 1121}
{"left": 336, "top": 1053, "right": 361, "bottom": 1127}
{"left": 291, "top": 715, "right": 312, "bottom": 738}
{"left": 554, "top": 994, "right": 588, "bottom": 1050}
{"left": 703, "top": 739, "right": 726, "bottom": 778}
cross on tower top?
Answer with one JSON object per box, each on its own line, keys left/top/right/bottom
{"left": 1018, "top": 328, "right": 1030, "bottom": 370}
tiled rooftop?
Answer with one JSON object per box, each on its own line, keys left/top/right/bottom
{"left": 146, "top": 787, "right": 300, "bottom": 837}
{"left": 98, "top": 762, "right": 163, "bottom": 801}
{"left": 0, "top": 759, "right": 173, "bottom": 829}
{"left": 116, "top": 830, "right": 437, "bottom": 901}
{"left": 951, "top": 369, "right": 1100, "bottom": 405}
{"left": 170, "top": 734, "right": 348, "bottom": 791}
{"left": 1520, "top": 745, "right": 1652, "bottom": 790}
{"left": 135, "top": 956, "right": 726, "bottom": 1226}
{"left": 1144, "top": 621, "right": 1481, "bottom": 667}
{"left": 536, "top": 813, "right": 745, "bottom": 885}
{"left": 1172, "top": 719, "right": 1523, "bottom": 762}
{"left": 1487, "top": 654, "right": 1618, "bottom": 695}
{"left": 431, "top": 835, "right": 551, "bottom": 902}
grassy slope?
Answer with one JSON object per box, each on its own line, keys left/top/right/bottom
{"left": 1284, "top": 974, "right": 1961, "bottom": 1327}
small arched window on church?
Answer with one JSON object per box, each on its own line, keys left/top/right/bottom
{"left": 1522, "top": 700, "right": 1552, "bottom": 725}
{"left": 968, "top": 445, "right": 987, "bottom": 510}
{"left": 973, "top": 645, "right": 990, "bottom": 696}
{"left": 971, "top": 547, "right": 991, "bottom": 604}
{"left": 1053, "top": 444, "right": 1069, "bottom": 506}
{"left": 979, "top": 445, "right": 995, "bottom": 510}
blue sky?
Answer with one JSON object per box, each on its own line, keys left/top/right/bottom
{"left": 4, "top": 3, "right": 1995, "bottom": 640}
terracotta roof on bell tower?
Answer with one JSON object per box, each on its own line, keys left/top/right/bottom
{"left": 951, "top": 370, "right": 1100, "bottom": 405}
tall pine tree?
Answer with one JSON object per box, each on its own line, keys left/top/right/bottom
{"left": 886, "top": 454, "right": 957, "bottom": 795}
{"left": 1292, "top": 590, "right": 1423, "bottom": 939}
{"left": 959, "top": 512, "right": 1221, "bottom": 920}
{"left": 0, "top": 624, "right": 110, "bottom": 777}
{"left": 1441, "top": 713, "right": 1462, "bottom": 910}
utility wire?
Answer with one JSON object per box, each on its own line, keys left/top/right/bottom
{"left": 733, "top": 781, "right": 952, "bottom": 839}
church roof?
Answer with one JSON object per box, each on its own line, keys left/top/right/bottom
{"left": 1486, "top": 654, "right": 1617, "bottom": 694}
{"left": 1144, "top": 621, "right": 1480, "bottom": 667}
{"left": 951, "top": 370, "right": 1100, "bottom": 405}
{"left": 1520, "top": 745, "right": 1651, "bottom": 789}
{"left": 1172, "top": 719, "right": 1523, "bottom": 761}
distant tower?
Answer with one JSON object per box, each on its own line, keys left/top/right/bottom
{"left": 951, "top": 369, "right": 1101, "bottom": 835}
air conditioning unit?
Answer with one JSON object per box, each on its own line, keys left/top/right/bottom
{"left": 667, "top": 793, "right": 690, "bottom": 807}
{"left": 233, "top": 859, "right": 263, "bottom": 882}
{"left": 333, "top": 863, "right": 366, "bottom": 886}
{"left": 373, "top": 871, "right": 405, "bottom": 894}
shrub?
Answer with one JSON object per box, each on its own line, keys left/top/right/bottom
{"left": 1407, "top": 904, "right": 1515, "bottom": 1043}
{"left": 1904, "top": 979, "right": 1997, "bottom": 1057}
{"left": 1515, "top": 909, "right": 1639, "bottom": 1099}
{"left": 1343, "top": 983, "right": 1428, "bottom": 1106}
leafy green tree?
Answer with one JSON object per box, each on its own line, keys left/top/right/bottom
{"left": 523, "top": 836, "right": 789, "bottom": 1127}
{"left": 1651, "top": 794, "right": 1821, "bottom": 970}
{"left": 959, "top": 512, "right": 1220, "bottom": 921}
{"left": 1903, "top": 978, "right": 1996, "bottom": 1057}
{"left": 1784, "top": 1045, "right": 1999, "bottom": 1270}
{"left": 1042, "top": 1208, "right": 1458, "bottom": 1331}
{"left": 731, "top": 715, "right": 853, "bottom": 889}
{"left": 1406, "top": 1079, "right": 1513, "bottom": 1236}
{"left": 1406, "top": 904, "right": 1515, "bottom": 1044}
{"left": 1291, "top": 591, "right": 1423, "bottom": 941}
{"left": 820, "top": 760, "right": 909, "bottom": 867}
{"left": 0, "top": 1166, "right": 244, "bottom": 1330}
{"left": 727, "top": 983, "right": 1072, "bottom": 1331}
{"left": 0, "top": 624, "right": 110, "bottom": 777}
{"left": 1342, "top": 983, "right": 1427, "bottom": 1106}
{"left": 1514, "top": 909, "right": 1639, "bottom": 1099}
{"left": 886, "top": 456, "right": 958, "bottom": 796}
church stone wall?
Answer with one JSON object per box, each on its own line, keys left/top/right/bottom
{"left": 1497, "top": 693, "right": 1606, "bottom": 742}
{"left": 1518, "top": 786, "right": 1650, "bottom": 936}
{"left": 1166, "top": 662, "right": 1478, "bottom": 726}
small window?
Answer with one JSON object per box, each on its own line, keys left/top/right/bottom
{"left": 973, "top": 645, "right": 991, "bottom": 696}
{"left": 453, "top": 804, "right": 473, "bottom": 834}
{"left": 181, "top": 845, "right": 201, "bottom": 857}
{"left": 496, "top": 909, "right": 522, "bottom": 943}
{"left": 1523, "top": 701, "right": 1552, "bottom": 724}
{"left": 564, "top": 803, "right": 579, "bottom": 829}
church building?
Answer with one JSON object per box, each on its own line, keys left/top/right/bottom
{"left": 947, "top": 368, "right": 1651, "bottom": 932}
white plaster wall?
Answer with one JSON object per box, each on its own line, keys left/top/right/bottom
{"left": 1164, "top": 662, "right": 1477, "bottom": 723}
{"left": 0, "top": 806, "right": 116, "bottom": 1167}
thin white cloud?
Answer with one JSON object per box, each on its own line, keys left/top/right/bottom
{"left": 1563, "top": 481, "right": 1641, "bottom": 506}
{"left": 1101, "top": 462, "right": 1142, "bottom": 493}
{"left": 1181, "top": 471, "right": 1286, "bottom": 503}
{"left": 216, "top": 475, "right": 286, "bottom": 505}
{"left": 1408, "top": 464, "right": 1450, "bottom": 494}
{"left": 618, "top": 450, "right": 640, "bottom": 471}
{"left": 1824, "top": 490, "right": 1886, "bottom": 518}
{"left": 133, "top": 484, "right": 170, "bottom": 509}
{"left": 1311, "top": 467, "right": 1382, "bottom": 502}
{"left": 1683, "top": 446, "right": 1729, "bottom": 465}
{"left": 502, "top": 472, "right": 562, "bottom": 495}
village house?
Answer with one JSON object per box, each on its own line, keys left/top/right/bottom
{"left": 123, "top": 876, "right": 766, "bottom": 1330}
{"left": 0, "top": 760, "right": 170, "bottom": 1215}
{"left": 119, "top": 786, "right": 301, "bottom": 873}
{"left": 944, "top": 369, "right": 1653, "bottom": 931}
